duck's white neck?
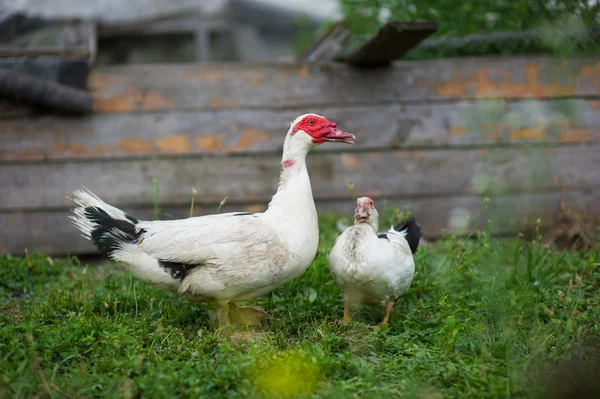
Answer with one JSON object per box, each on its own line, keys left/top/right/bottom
{"left": 266, "top": 131, "right": 315, "bottom": 217}
{"left": 264, "top": 131, "right": 319, "bottom": 262}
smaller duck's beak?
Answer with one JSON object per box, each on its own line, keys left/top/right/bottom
{"left": 354, "top": 207, "right": 370, "bottom": 222}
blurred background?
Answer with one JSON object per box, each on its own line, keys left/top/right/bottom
{"left": 1, "top": 0, "right": 599, "bottom": 255}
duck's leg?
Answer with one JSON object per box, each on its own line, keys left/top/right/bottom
{"left": 216, "top": 302, "right": 231, "bottom": 328}
{"left": 368, "top": 299, "right": 395, "bottom": 329}
{"left": 342, "top": 295, "right": 351, "bottom": 324}
{"left": 229, "top": 303, "right": 268, "bottom": 326}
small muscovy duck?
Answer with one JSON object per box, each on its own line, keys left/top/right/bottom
{"left": 70, "top": 114, "right": 355, "bottom": 328}
{"left": 328, "top": 197, "right": 421, "bottom": 328}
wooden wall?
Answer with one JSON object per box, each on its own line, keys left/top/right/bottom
{"left": 1, "top": 55, "right": 600, "bottom": 255}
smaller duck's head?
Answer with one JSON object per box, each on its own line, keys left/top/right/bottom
{"left": 354, "top": 197, "right": 379, "bottom": 231}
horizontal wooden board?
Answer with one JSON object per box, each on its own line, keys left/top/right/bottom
{"left": 2, "top": 189, "right": 598, "bottom": 255}
{"left": 2, "top": 99, "right": 600, "bottom": 162}
{"left": 1, "top": 145, "right": 599, "bottom": 211}
{"left": 82, "top": 56, "right": 600, "bottom": 114}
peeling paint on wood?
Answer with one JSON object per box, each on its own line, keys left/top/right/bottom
{"left": 3, "top": 146, "right": 599, "bottom": 212}
{"left": 237, "top": 128, "right": 270, "bottom": 150}
{"left": 242, "top": 73, "right": 267, "bottom": 87}
{"left": 78, "top": 56, "right": 600, "bottom": 113}
{"left": 153, "top": 134, "right": 192, "bottom": 153}
{"left": 117, "top": 138, "right": 154, "bottom": 154}
{"left": 4, "top": 189, "right": 599, "bottom": 255}
{"left": 195, "top": 134, "right": 226, "bottom": 151}
{"left": 296, "top": 66, "right": 309, "bottom": 79}
{"left": 93, "top": 88, "right": 174, "bottom": 112}
{"left": 559, "top": 128, "right": 596, "bottom": 142}
{"left": 510, "top": 126, "right": 545, "bottom": 141}
{"left": 2, "top": 99, "right": 599, "bottom": 162}
{"left": 209, "top": 98, "right": 241, "bottom": 109}
{"left": 449, "top": 127, "right": 468, "bottom": 136}
{"left": 434, "top": 63, "right": 578, "bottom": 99}
{"left": 341, "top": 154, "right": 361, "bottom": 168}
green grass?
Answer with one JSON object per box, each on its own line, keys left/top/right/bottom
{"left": 1, "top": 215, "right": 599, "bottom": 398}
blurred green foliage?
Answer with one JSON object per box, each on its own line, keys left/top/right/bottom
{"left": 340, "top": 0, "right": 598, "bottom": 36}
{"left": 337, "top": 0, "right": 599, "bottom": 58}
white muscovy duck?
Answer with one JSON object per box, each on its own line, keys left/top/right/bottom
{"left": 328, "top": 197, "right": 421, "bottom": 328}
{"left": 70, "top": 114, "right": 355, "bottom": 328}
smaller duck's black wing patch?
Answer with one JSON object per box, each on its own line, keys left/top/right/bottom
{"left": 159, "top": 260, "right": 201, "bottom": 281}
{"left": 377, "top": 233, "right": 389, "bottom": 241}
{"left": 393, "top": 217, "right": 422, "bottom": 254}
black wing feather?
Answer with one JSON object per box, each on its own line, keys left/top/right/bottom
{"left": 377, "top": 233, "right": 389, "bottom": 241}
{"left": 158, "top": 260, "right": 202, "bottom": 281}
{"left": 393, "top": 216, "right": 422, "bottom": 254}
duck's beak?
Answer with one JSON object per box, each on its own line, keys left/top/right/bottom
{"left": 354, "top": 206, "right": 370, "bottom": 222}
{"left": 323, "top": 128, "right": 356, "bottom": 144}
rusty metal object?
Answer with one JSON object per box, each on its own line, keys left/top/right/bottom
{"left": 0, "top": 67, "right": 93, "bottom": 113}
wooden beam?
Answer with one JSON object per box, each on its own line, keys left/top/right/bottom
{"left": 2, "top": 189, "right": 598, "bottom": 255}
{"left": 85, "top": 56, "right": 600, "bottom": 113}
{"left": 339, "top": 20, "right": 439, "bottom": 66}
{"left": 2, "top": 146, "right": 599, "bottom": 211}
{"left": 2, "top": 99, "right": 599, "bottom": 162}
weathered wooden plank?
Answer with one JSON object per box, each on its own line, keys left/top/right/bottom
{"left": 339, "top": 20, "right": 439, "bottom": 66}
{"left": 2, "top": 189, "right": 598, "bottom": 255}
{"left": 2, "top": 99, "right": 599, "bottom": 162}
{"left": 86, "top": 56, "right": 600, "bottom": 113}
{"left": 1, "top": 146, "right": 598, "bottom": 211}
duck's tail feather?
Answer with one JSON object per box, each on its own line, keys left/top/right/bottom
{"left": 69, "top": 187, "right": 145, "bottom": 257}
{"left": 389, "top": 216, "right": 422, "bottom": 254}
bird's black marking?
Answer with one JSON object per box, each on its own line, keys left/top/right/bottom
{"left": 232, "top": 212, "right": 259, "bottom": 218}
{"left": 125, "top": 214, "right": 139, "bottom": 224}
{"left": 84, "top": 207, "right": 145, "bottom": 256}
{"left": 377, "top": 233, "right": 389, "bottom": 241}
{"left": 393, "top": 217, "right": 422, "bottom": 254}
{"left": 158, "top": 260, "right": 200, "bottom": 281}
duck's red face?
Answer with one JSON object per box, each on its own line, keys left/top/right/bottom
{"left": 355, "top": 197, "right": 375, "bottom": 223}
{"left": 292, "top": 114, "right": 355, "bottom": 144}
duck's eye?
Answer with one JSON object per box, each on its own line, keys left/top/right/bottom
{"left": 370, "top": 201, "right": 373, "bottom": 207}
{"left": 308, "top": 119, "right": 315, "bottom": 125}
